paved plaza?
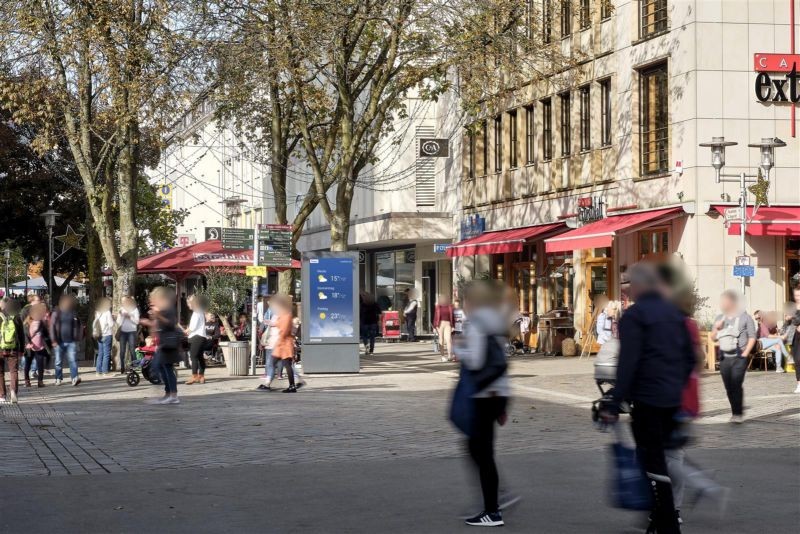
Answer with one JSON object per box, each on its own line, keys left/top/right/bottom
{"left": 1, "top": 343, "right": 798, "bottom": 533}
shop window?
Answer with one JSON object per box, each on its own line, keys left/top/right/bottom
{"left": 525, "top": 105, "right": 535, "bottom": 164}
{"left": 374, "top": 249, "right": 416, "bottom": 313}
{"left": 638, "top": 228, "right": 669, "bottom": 259}
{"left": 601, "top": 0, "right": 613, "bottom": 20}
{"left": 542, "top": 98, "right": 553, "bottom": 161}
{"left": 546, "top": 253, "right": 573, "bottom": 311}
{"left": 559, "top": 91, "right": 571, "bottom": 157}
{"left": 599, "top": 78, "right": 612, "bottom": 147}
{"left": 639, "top": 62, "right": 669, "bottom": 176}
{"left": 579, "top": 85, "right": 591, "bottom": 151}
{"left": 640, "top": 0, "right": 668, "bottom": 38}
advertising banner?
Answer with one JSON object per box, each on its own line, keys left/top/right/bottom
{"left": 306, "top": 256, "right": 356, "bottom": 341}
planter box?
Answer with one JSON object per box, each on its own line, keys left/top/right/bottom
{"left": 698, "top": 330, "right": 717, "bottom": 371}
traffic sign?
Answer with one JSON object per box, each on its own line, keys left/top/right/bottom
{"left": 246, "top": 265, "right": 267, "bottom": 277}
{"left": 257, "top": 224, "right": 293, "bottom": 267}
{"left": 733, "top": 265, "right": 755, "bottom": 277}
{"left": 221, "top": 228, "right": 255, "bottom": 250}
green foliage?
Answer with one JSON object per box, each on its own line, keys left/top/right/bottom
{"left": 195, "top": 267, "right": 250, "bottom": 340}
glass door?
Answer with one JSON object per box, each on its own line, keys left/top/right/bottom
{"left": 584, "top": 260, "right": 613, "bottom": 338}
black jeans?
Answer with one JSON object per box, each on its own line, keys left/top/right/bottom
{"left": 405, "top": 315, "right": 416, "bottom": 342}
{"left": 719, "top": 356, "right": 748, "bottom": 416}
{"left": 273, "top": 357, "right": 295, "bottom": 388}
{"left": 188, "top": 336, "right": 206, "bottom": 375}
{"left": 118, "top": 331, "right": 137, "bottom": 372}
{"left": 24, "top": 350, "right": 46, "bottom": 384}
{"left": 630, "top": 403, "right": 680, "bottom": 534}
{"left": 362, "top": 324, "right": 378, "bottom": 353}
{"left": 467, "top": 396, "right": 507, "bottom": 514}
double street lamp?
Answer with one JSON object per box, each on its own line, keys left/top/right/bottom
{"left": 699, "top": 136, "right": 787, "bottom": 295}
{"left": 40, "top": 210, "right": 60, "bottom": 307}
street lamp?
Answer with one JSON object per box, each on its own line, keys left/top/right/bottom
{"left": 40, "top": 210, "right": 60, "bottom": 307}
{"left": 699, "top": 136, "right": 786, "bottom": 295}
{"left": 3, "top": 249, "right": 10, "bottom": 298}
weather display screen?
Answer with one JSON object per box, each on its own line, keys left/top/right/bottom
{"left": 307, "top": 257, "right": 355, "bottom": 340}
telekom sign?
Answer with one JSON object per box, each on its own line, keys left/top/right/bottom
{"left": 752, "top": 0, "right": 798, "bottom": 136}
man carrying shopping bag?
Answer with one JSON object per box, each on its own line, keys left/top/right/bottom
{"left": 599, "top": 263, "right": 695, "bottom": 534}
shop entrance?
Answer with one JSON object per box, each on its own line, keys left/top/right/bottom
{"left": 421, "top": 261, "right": 437, "bottom": 334}
{"left": 785, "top": 238, "right": 800, "bottom": 300}
{"left": 511, "top": 262, "right": 536, "bottom": 317}
{"left": 583, "top": 249, "right": 614, "bottom": 341}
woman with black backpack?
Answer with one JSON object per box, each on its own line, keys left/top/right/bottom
{"left": 453, "top": 281, "right": 511, "bottom": 528}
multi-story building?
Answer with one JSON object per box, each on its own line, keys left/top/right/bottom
{"left": 448, "top": 0, "right": 800, "bottom": 344}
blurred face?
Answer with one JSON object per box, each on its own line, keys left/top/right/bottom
{"left": 205, "top": 312, "right": 214, "bottom": 321}
{"left": 720, "top": 294, "right": 736, "bottom": 315}
{"left": 31, "top": 304, "right": 46, "bottom": 321}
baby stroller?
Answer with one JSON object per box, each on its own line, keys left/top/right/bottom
{"left": 126, "top": 347, "right": 163, "bottom": 387}
{"left": 591, "top": 339, "right": 629, "bottom": 422}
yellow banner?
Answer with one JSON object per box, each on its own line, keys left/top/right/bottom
{"left": 246, "top": 265, "right": 267, "bottom": 277}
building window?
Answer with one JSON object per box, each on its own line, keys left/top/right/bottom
{"left": 640, "top": 63, "right": 669, "bottom": 176}
{"left": 509, "top": 110, "right": 518, "bottom": 168}
{"left": 640, "top": 0, "right": 667, "bottom": 38}
{"left": 561, "top": 0, "right": 571, "bottom": 37}
{"left": 542, "top": 98, "right": 553, "bottom": 161}
{"left": 601, "top": 0, "right": 613, "bottom": 20}
{"left": 482, "top": 119, "right": 489, "bottom": 176}
{"left": 494, "top": 115, "right": 502, "bottom": 173}
{"left": 525, "top": 105, "right": 535, "bottom": 164}
{"left": 559, "top": 92, "right": 570, "bottom": 156}
{"left": 580, "top": 0, "right": 591, "bottom": 29}
{"left": 599, "top": 78, "right": 612, "bottom": 146}
{"left": 579, "top": 85, "right": 590, "bottom": 151}
{"left": 638, "top": 228, "right": 669, "bottom": 260}
{"left": 526, "top": 0, "right": 534, "bottom": 40}
{"left": 468, "top": 130, "right": 476, "bottom": 179}
{"left": 543, "top": 0, "right": 552, "bottom": 43}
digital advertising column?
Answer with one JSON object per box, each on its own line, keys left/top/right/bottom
{"left": 301, "top": 251, "right": 360, "bottom": 373}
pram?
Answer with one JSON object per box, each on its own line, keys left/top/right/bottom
{"left": 126, "top": 347, "right": 163, "bottom": 387}
{"left": 591, "top": 339, "right": 629, "bottom": 422}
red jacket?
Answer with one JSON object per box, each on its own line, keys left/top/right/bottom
{"left": 433, "top": 304, "right": 454, "bottom": 328}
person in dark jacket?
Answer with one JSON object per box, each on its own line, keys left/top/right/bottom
{"left": 49, "top": 294, "right": 83, "bottom": 386}
{"left": 601, "top": 262, "right": 695, "bottom": 534}
{"left": 360, "top": 292, "right": 381, "bottom": 354}
{"left": 0, "top": 298, "right": 25, "bottom": 403}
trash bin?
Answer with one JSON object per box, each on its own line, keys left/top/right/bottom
{"left": 223, "top": 341, "right": 250, "bottom": 376}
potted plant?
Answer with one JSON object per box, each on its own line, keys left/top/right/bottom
{"left": 197, "top": 267, "right": 251, "bottom": 375}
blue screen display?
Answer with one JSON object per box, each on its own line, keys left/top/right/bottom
{"left": 308, "top": 257, "right": 355, "bottom": 339}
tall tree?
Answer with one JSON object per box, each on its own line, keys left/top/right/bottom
{"left": 0, "top": 0, "right": 212, "bottom": 306}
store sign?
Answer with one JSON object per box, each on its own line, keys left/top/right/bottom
{"left": 433, "top": 243, "right": 451, "bottom": 254}
{"left": 460, "top": 215, "right": 485, "bottom": 240}
{"left": 577, "top": 196, "right": 606, "bottom": 223}
{"left": 733, "top": 265, "right": 755, "bottom": 278}
{"left": 419, "top": 138, "right": 449, "bottom": 157}
{"left": 723, "top": 207, "right": 743, "bottom": 224}
{"left": 754, "top": 64, "right": 800, "bottom": 103}
{"left": 176, "top": 234, "right": 196, "bottom": 247}
{"left": 205, "top": 227, "right": 221, "bottom": 241}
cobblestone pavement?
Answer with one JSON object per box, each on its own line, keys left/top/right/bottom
{"left": 1, "top": 343, "right": 798, "bottom": 478}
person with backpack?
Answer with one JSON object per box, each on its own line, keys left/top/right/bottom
{"left": 711, "top": 290, "right": 756, "bottom": 422}
{"left": 0, "top": 298, "right": 25, "bottom": 403}
{"left": 599, "top": 263, "right": 696, "bottom": 534}
{"left": 23, "top": 302, "right": 50, "bottom": 389}
{"left": 48, "top": 294, "right": 83, "bottom": 386}
{"left": 453, "top": 280, "right": 510, "bottom": 528}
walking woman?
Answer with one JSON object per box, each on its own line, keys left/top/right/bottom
{"left": 434, "top": 294, "right": 455, "bottom": 362}
{"left": 93, "top": 297, "right": 114, "bottom": 376}
{"left": 0, "top": 298, "right": 25, "bottom": 403}
{"left": 116, "top": 296, "right": 139, "bottom": 374}
{"left": 268, "top": 295, "right": 297, "bottom": 393}
{"left": 141, "top": 287, "right": 181, "bottom": 404}
{"left": 23, "top": 302, "right": 50, "bottom": 388}
{"left": 184, "top": 295, "right": 207, "bottom": 385}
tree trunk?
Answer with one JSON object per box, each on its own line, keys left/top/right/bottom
{"left": 220, "top": 316, "right": 237, "bottom": 341}
{"left": 116, "top": 130, "right": 139, "bottom": 310}
{"left": 278, "top": 269, "right": 294, "bottom": 295}
{"left": 85, "top": 213, "right": 103, "bottom": 366}
{"left": 329, "top": 213, "right": 350, "bottom": 252}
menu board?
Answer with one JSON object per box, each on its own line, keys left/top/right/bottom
{"left": 307, "top": 256, "right": 355, "bottom": 340}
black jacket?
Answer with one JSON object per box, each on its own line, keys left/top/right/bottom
{"left": 49, "top": 309, "right": 84, "bottom": 344}
{"left": 612, "top": 292, "right": 695, "bottom": 408}
{"left": 360, "top": 302, "right": 381, "bottom": 326}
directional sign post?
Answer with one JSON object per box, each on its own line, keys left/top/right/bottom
{"left": 221, "top": 228, "right": 255, "bottom": 250}
{"left": 257, "top": 224, "right": 293, "bottom": 267}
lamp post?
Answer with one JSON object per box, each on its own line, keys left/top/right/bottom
{"left": 699, "top": 136, "right": 786, "bottom": 295}
{"left": 40, "top": 210, "right": 60, "bottom": 307}
{"left": 3, "top": 249, "right": 10, "bottom": 298}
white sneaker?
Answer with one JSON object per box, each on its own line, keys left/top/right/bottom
{"left": 71, "top": 377, "right": 81, "bottom": 386}
{"left": 147, "top": 396, "right": 170, "bottom": 405}
{"left": 794, "top": 384, "right": 800, "bottom": 394}
{"left": 54, "top": 379, "right": 62, "bottom": 386}
{"left": 441, "top": 356, "right": 448, "bottom": 362}
{"left": 0, "top": 396, "right": 6, "bottom": 403}
{"left": 729, "top": 415, "right": 744, "bottom": 424}
{"left": 9, "top": 390, "right": 18, "bottom": 404}
{"left": 166, "top": 397, "right": 180, "bottom": 405}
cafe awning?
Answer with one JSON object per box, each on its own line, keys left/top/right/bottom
{"left": 544, "top": 207, "right": 687, "bottom": 253}
{"left": 137, "top": 240, "right": 299, "bottom": 277}
{"left": 447, "top": 222, "right": 566, "bottom": 257}
{"left": 712, "top": 205, "right": 800, "bottom": 236}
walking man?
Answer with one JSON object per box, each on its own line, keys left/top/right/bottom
{"left": 711, "top": 290, "right": 756, "bottom": 422}
{"left": 49, "top": 294, "right": 83, "bottom": 386}
{"left": 601, "top": 263, "right": 695, "bottom": 534}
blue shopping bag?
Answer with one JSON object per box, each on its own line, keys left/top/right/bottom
{"left": 449, "top": 367, "right": 476, "bottom": 437}
{"left": 610, "top": 428, "right": 653, "bottom": 511}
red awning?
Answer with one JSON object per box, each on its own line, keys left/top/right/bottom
{"left": 447, "top": 222, "right": 566, "bottom": 257}
{"left": 544, "top": 207, "right": 686, "bottom": 253}
{"left": 712, "top": 205, "right": 800, "bottom": 236}
{"left": 137, "top": 240, "right": 299, "bottom": 277}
